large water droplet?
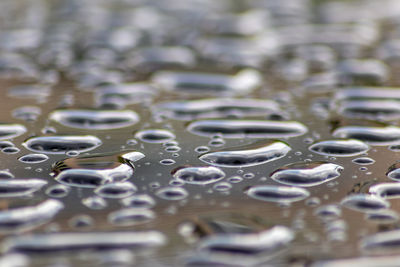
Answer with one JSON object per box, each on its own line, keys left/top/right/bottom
{"left": 2, "top": 231, "right": 166, "bottom": 253}
{"left": 246, "top": 185, "right": 310, "bottom": 203}
{"left": 309, "top": 139, "right": 369, "bottom": 157}
{"left": 0, "top": 179, "right": 47, "bottom": 197}
{"left": 0, "top": 199, "right": 63, "bottom": 232}
{"left": 199, "top": 141, "right": 291, "bottom": 168}
{"left": 155, "top": 98, "right": 281, "bottom": 120}
{"left": 333, "top": 126, "right": 400, "bottom": 146}
{"left": 49, "top": 109, "right": 140, "bottom": 130}
{"left": 172, "top": 166, "right": 225, "bottom": 185}
{"left": 271, "top": 162, "right": 343, "bottom": 187}
{"left": 0, "top": 124, "right": 26, "bottom": 140}
{"left": 341, "top": 194, "right": 390, "bottom": 212}
{"left": 369, "top": 183, "right": 400, "bottom": 199}
{"left": 187, "top": 120, "right": 308, "bottom": 138}
{"left": 360, "top": 229, "right": 400, "bottom": 252}
{"left": 22, "top": 135, "right": 102, "bottom": 154}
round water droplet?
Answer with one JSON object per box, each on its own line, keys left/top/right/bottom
{"left": 135, "top": 129, "right": 175, "bottom": 143}
{"left": 341, "top": 194, "right": 389, "bottom": 212}
{"left": 246, "top": 185, "right": 310, "bottom": 203}
{"left": 45, "top": 184, "right": 70, "bottom": 198}
{"left": 94, "top": 182, "right": 137, "bottom": 199}
{"left": 309, "top": 139, "right": 369, "bottom": 157}
{"left": 18, "top": 154, "right": 49, "bottom": 164}
{"left": 172, "top": 166, "right": 225, "bottom": 185}
{"left": 271, "top": 162, "right": 343, "bottom": 187}
{"left": 22, "top": 135, "right": 102, "bottom": 154}
{"left": 156, "top": 186, "right": 188, "bottom": 200}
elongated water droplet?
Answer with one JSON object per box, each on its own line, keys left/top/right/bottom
{"left": 108, "top": 208, "right": 155, "bottom": 226}
{"left": 271, "top": 162, "right": 343, "bottom": 187}
{"left": 309, "top": 139, "right": 369, "bottom": 157}
{"left": 95, "top": 182, "right": 137, "bottom": 198}
{"left": 341, "top": 194, "right": 389, "bottom": 212}
{"left": 0, "top": 179, "right": 47, "bottom": 197}
{"left": 172, "top": 166, "right": 225, "bottom": 185}
{"left": 0, "top": 124, "right": 26, "bottom": 140}
{"left": 246, "top": 185, "right": 310, "bottom": 203}
{"left": 156, "top": 187, "right": 188, "bottom": 200}
{"left": 135, "top": 129, "right": 175, "bottom": 143}
{"left": 199, "top": 141, "right": 291, "bottom": 168}
{"left": 18, "top": 154, "right": 49, "bottom": 164}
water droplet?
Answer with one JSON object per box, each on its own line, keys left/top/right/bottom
{"left": 18, "top": 153, "right": 49, "bottom": 164}
{"left": 95, "top": 182, "right": 137, "bottom": 199}
{"left": 199, "top": 141, "right": 291, "bottom": 168}
{"left": 361, "top": 229, "right": 400, "bottom": 252}
{"left": 198, "top": 225, "right": 294, "bottom": 255}
{"left": 160, "top": 159, "right": 176, "bottom": 165}
{"left": 156, "top": 187, "right": 188, "bottom": 200}
{"left": 120, "top": 194, "right": 155, "bottom": 209}
{"left": 188, "top": 120, "right": 308, "bottom": 139}
{"left": 49, "top": 109, "right": 140, "bottom": 130}
{"left": 0, "top": 179, "right": 47, "bottom": 197}
{"left": 341, "top": 194, "right": 390, "bottom": 212}
{"left": 369, "top": 183, "right": 400, "bottom": 199}
{"left": 365, "top": 210, "right": 399, "bottom": 224}
{"left": 12, "top": 106, "right": 41, "bottom": 121}
{"left": 314, "top": 204, "right": 341, "bottom": 219}
{"left": 309, "top": 139, "right": 369, "bottom": 157}
{"left": 0, "top": 199, "right": 63, "bottom": 232}
{"left": 22, "top": 135, "right": 102, "bottom": 154}
{"left": 246, "top": 185, "right": 310, "bottom": 203}
{"left": 172, "top": 166, "right": 225, "bottom": 185}
{"left": 195, "top": 146, "right": 210, "bottom": 153}
{"left": 271, "top": 162, "right": 343, "bottom": 187}
{"left": 352, "top": 157, "right": 375, "bottom": 165}
{"left": 2, "top": 147, "right": 20, "bottom": 154}
{"left": 386, "top": 162, "right": 400, "bottom": 181}
{"left": 333, "top": 126, "right": 400, "bottom": 146}
{"left": 135, "top": 129, "right": 175, "bottom": 143}
{"left": 82, "top": 196, "right": 107, "bottom": 210}
{"left": 108, "top": 208, "right": 155, "bottom": 226}
{"left": 2, "top": 231, "right": 166, "bottom": 252}
{"left": 45, "top": 184, "right": 70, "bottom": 198}
{"left": 53, "top": 150, "right": 143, "bottom": 188}
{"left": 155, "top": 98, "right": 281, "bottom": 120}
{"left": 0, "top": 124, "right": 26, "bottom": 140}
{"left": 69, "top": 214, "right": 93, "bottom": 229}
{"left": 213, "top": 182, "right": 232, "bottom": 192}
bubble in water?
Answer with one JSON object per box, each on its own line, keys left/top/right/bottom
{"left": 135, "top": 129, "right": 175, "bottom": 143}
{"left": 22, "top": 135, "right": 102, "bottom": 154}
{"left": 172, "top": 166, "right": 225, "bottom": 185}
{"left": 0, "top": 199, "right": 63, "bottom": 232}
{"left": 341, "top": 194, "right": 390, "bottom": 212}
{"left": 108, "top": 208, "right": 155, "bottom": 226}
{"left": 246, "top": 185, "right": 310, "bottom": 203}
{"left": 187, "top": 120, "right": 308, "bottom": 138}
{"left": 0, "top": 124, "right": 26, "bottom": 140}
{"left": 82, "top": 196, "right": 107, "bottom": 210}
{"left": 94, "top": 182, "right": 137, "bottom": 198}
{"left": 0, "top": 179, "right": 47, "bottom": 197}
{"left": 199, "top": 140, "right": 291, "bottom": 168}
{"left": 270, "top": 162, "right": 343, "bottom": 187}
{"left": 18, "top": 153, "right": 49, "bottom": 164}
{"left": 309, "top": 139, "right": 369, "bottom": 157}
{"left": 156, "top": 186, "right": 188, "bottom": 200}
{"left": 332, "top": 126, "right": 400, "bottom": 146}
{"left": 2, "top": 231, "right": 166, "bottom": 253}
{"left": 49, "top": 109, "right": 140, "bottom": 130}
{"left": 45, "top": 184, "right": 70, "bottom": 198}
{"left": 352, "top": 157, "right": 375, "bottom": 165}
{"left": 369, "top": 183, "right": 400, "bottom": 199}
{"left": 120, "top": 194, "right": 156, "bottom": 209}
